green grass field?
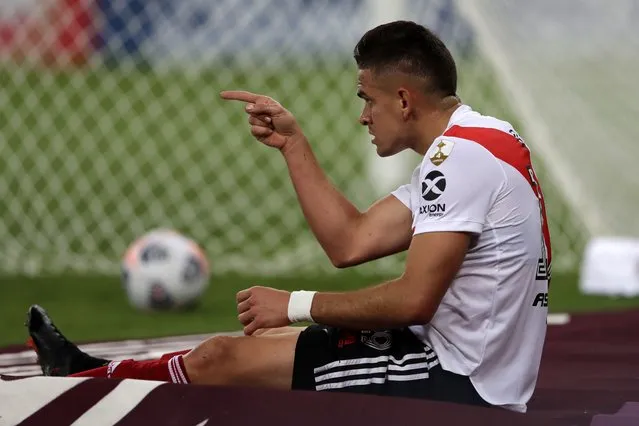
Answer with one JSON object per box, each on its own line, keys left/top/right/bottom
{"left": 2, "top": 271, "right": 639, "bottom": 347}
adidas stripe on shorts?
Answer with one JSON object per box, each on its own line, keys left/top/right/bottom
{"left": 291, "top": 325, "right": 489, "bottom": 407}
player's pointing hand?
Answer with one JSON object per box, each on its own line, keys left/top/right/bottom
{"left": 220, "top": 91, "right": 302, "bottom": 151}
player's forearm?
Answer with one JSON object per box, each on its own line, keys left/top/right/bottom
{"left": 281, "top": 135, "right": 362, "bottom": 265}
{"left": 309, "top": 278, "right": 434, "bottom": 329}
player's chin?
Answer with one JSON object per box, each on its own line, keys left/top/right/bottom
{"left": 374, "top": 141, "right": 395, "bottom": 158}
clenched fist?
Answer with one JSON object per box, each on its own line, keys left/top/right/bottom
{"left": 236, "top": 286, "right": 291, "bottom": 336}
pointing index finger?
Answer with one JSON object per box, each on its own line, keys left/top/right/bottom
{"left": 220, "top": 90, "right": 262, "bottom": 103}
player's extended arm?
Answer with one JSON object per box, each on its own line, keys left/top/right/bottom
{"left": 220, "top": 90, "right": 412, "bottom": 267}
{"left": 310, "top": 231, "right": 470, "bottom": 329}
{"left": 281, "top": 138, "right": 413, "bottom": 267}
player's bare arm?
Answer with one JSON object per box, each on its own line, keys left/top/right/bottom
{"left": 236, "top": 231, "right": 470, "bottom": 335}
{"left": 220, "top": 90, "right": 413, "bottom": 267}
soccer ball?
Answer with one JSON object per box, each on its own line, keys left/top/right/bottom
{"left": 121, "top": 229, "right": 210, "bottom": 311}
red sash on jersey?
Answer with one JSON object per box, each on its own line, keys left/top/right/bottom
{"left": 444, "top": 125, "right": 552, "bottom": 280}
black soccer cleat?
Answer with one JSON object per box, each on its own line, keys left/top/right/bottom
{"left": 25, "top": 305, "right": 109, "bottom": 376}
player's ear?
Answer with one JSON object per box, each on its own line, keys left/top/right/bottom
{"left": 397, "top": 88, "right": 412, "bottom": 120}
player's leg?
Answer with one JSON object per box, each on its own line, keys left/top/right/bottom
{"left": 181, "top": 333, "right": 298, "bottom": 388}
{"left": 26, "top": 304, "right": 301, "bottom": 389}
{"left": 108, "top": 328, "right": 306, "bottom": 387}
{"left": 68, "top": 333, "right": 300, "bottom": 389}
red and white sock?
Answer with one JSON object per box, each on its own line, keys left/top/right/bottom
{"left": 166, "top": 355, "right": 190, "bottom": 384}
{"left": 69, "top": 354, "right": 190, "bottom": 384}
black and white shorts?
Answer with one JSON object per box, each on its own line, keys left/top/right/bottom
{"left": 292, "top": 325, "right": 489, "bottom": 407}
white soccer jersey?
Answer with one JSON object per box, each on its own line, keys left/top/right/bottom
{"left": 391, "top": 105, "right": 551, "bottom": 413}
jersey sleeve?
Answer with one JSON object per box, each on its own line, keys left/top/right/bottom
{"left": 390, "top": 164, "right": 420, "bottom": 211}
{"left": 413, "top": 137, "right": 503, "bottom": 236}
{"left": 390, "top": 183, "right": 411, "bottom": 210}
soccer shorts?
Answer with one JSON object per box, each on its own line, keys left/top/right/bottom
{"left": 291, "top": 325, "right": 489, "bottom": 407}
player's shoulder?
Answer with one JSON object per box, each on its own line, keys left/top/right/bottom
{"left": 417, "top": 106, "right": 520, "bottom": 184}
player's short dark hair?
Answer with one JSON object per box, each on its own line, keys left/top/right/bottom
{"left": 353, "top": 21, "right": 457, "bottom": 97}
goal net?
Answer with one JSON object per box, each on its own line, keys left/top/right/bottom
{"left": 3, "top": 0, "right": 627, "bottom": 277}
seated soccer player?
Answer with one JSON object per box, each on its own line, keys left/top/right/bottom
{"left": 26, "top": 20, "right": 551, "bottom": 413}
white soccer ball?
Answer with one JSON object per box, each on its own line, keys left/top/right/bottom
{"left": 121, "top": 229, "right": 210, "bottom": 311}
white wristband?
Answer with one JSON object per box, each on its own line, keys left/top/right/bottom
{"left": 287, "top": 290, "right": 317, "bottom": 323}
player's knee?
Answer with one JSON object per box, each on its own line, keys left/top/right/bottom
{"left": 183, "top": 335, "right": 235, "bottom": 380}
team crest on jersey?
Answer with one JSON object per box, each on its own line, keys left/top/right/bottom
{"left": 429, "top": 139, "right": 455, "bottom": 166}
